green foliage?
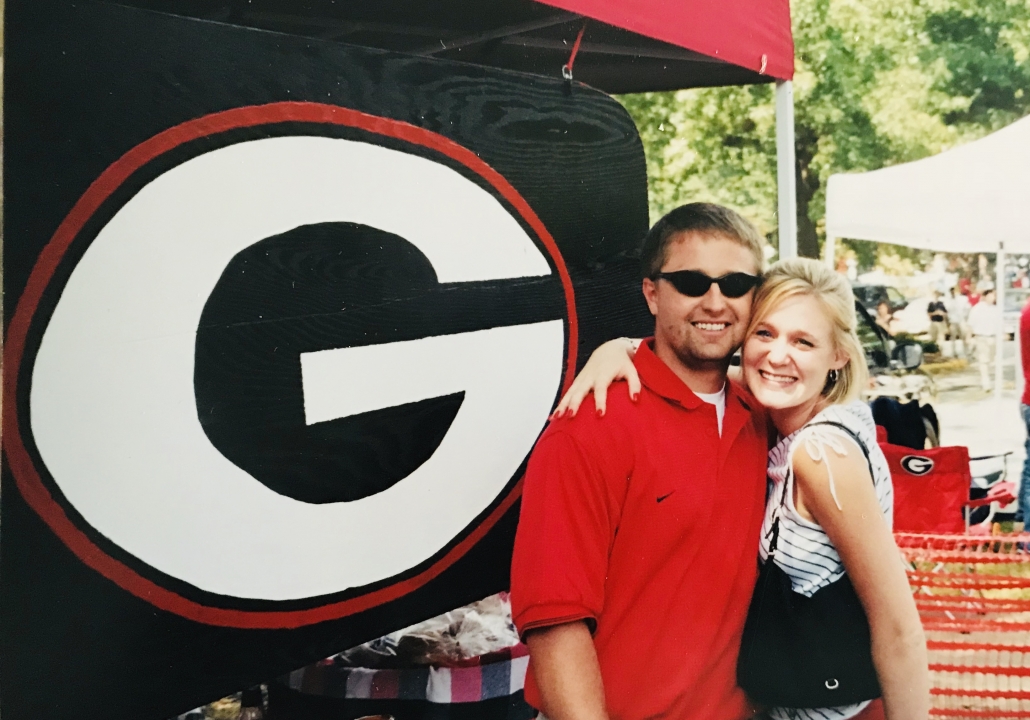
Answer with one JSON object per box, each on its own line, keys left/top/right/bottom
{"left": 618, "top": 0, "right": 1030, "bottom": 264}
{"left": 620, "top": 86, "right": 777, "bottom": 235}
{"left": 847, "top": 239, "right": 879, "bottom": 272}
{"left": 923, "top": 0, "right": 1030, "bottom": 127}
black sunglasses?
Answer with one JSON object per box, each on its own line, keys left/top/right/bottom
{"left": 652, "top": 269, "right": 763, "bottom": 298}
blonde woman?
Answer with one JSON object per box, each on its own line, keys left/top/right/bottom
{"left": 555, "top": 259, "right": 928, "bottom": 720}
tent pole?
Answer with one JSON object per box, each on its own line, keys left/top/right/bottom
{"left": 825, "top": 235, "right": 836, "bottom": 269}
{"left": 996, "top": 242, "right": 1006, "bottom": 399}
{"left": 776, "top": 80, "right": 797, "bottom": 261}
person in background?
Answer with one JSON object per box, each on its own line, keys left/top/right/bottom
{"left": 1018, "top": 295, "right": 1030, "bottom": 526}
{"left": 1014, "top": 268, "right": 1029, "bottom": 290}
{"left": 958, "top": 276, "right": 972, "bottom": 298}
{"left": 874, "top": 301, "right": 894, "bottom": 335}
{"left": 926, "top": 291, "right": 949, "bottom": 351}
{"left": 969, "top": 280, "right": 986, "bottom": 307}
{"left": 944, "top": 287, "right": 971, "bottom": 360}
{"left": 967, "top": 288, "right": 1000, "bottom": 392}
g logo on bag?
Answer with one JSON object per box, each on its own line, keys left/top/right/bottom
{"left": 900, "top": 455, "right": 935, "bottom": 476}
{"left": 5, "top": 103, "right": 577, "bottom": 627}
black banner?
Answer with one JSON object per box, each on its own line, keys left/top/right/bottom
{"left": 1, "top": 2, "right": 651, "bottom": 718}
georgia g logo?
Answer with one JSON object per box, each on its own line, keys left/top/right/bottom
{"left": 900, "top": 455, "right": 935, "bottom": 476}
{"left": 5, "top": 103, "right": 577, "bottom": 627}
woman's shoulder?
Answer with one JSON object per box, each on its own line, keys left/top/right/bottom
{"left": 791, "top": 407, "right": 881, "bottom": 504}
{"left": 791, "top": 402, "right": 878, "bottom": 477}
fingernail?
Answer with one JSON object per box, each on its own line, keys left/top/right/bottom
{"left": 631, "top": 393, "right": 639, "bottom": 402}
{"left": 596, "top": 408, "right": 604, "bottom": 418}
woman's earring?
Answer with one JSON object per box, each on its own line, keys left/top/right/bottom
{"left": 823, "top": 368, "right": 839, "bottom": 395}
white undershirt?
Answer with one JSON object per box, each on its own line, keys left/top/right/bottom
{"left": 693, "top": 384, "right": 726, "bottom": 435}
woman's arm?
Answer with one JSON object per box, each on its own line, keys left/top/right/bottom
{"left": 553, "top": 338, "right": 641, "bottom": 418}
{"left": 793, "top": 445, "right": 929, "bottom": 720}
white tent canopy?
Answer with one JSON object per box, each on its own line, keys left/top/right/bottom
{"left": 825, "top": 114, "right": 1030, "bottom": 398}
{"left": 826, "top": 113, "right": 1030, "bottom": 254}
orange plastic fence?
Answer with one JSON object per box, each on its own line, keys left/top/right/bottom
{"left": 898, "top": 533, "right": 1030, "bottom": 719}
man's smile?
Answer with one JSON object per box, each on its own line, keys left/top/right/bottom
{"left": 692, "top": 321, "right": 730, "bottom": 332}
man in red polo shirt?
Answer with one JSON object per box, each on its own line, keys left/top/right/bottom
{"left": 511, "top": 203, "right": 769, "bottom": 720}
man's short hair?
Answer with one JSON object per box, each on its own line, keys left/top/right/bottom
{"left": 640, "top": 202, "right": 764, "bottom": 279}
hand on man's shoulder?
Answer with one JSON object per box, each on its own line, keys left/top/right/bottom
{"left": 547, "top": 379, "right": 641, "bottom": 426}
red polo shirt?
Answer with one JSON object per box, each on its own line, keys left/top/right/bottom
{"left": 511, "top": 341, "right": 768, "bottom": 720}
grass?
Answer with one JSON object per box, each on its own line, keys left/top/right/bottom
{"left": 920, "top": 357, "right": 970, "bottom": 375}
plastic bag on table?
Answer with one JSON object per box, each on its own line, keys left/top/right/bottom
{"left": 333, "top": 592, "right": 519, "bottom": 668}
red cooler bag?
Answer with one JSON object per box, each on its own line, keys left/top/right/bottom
{"left": 881, "top": 441, "right": 971, "bottom": 534}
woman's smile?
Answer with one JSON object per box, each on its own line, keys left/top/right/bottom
{"left": 756, "top": 369, "right": 798, "bottom": 386}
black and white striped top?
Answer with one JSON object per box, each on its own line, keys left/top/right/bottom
{"left": 758, "top": 400, "right": 893, "bottom": 720}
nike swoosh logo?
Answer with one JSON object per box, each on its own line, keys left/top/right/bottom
{"left": 656, "top": 491, "right": 675, "bottom": 503}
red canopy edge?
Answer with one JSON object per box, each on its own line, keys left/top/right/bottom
{"left": 535, "top": 0, "right": 794, "bottom": 81}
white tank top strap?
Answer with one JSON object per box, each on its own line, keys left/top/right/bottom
{"left": 786, "top": 422, "right": 870, "bottom": 511}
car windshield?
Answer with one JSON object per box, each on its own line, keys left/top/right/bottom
{"left": 850, "top": 286, "right": 868, "bottom": 305}
{"left": 855, "top": 301, "right": 890, "bottom": 371}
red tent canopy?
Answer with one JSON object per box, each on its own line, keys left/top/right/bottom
{"left": 122, "top": 0, "right": 793, "bottom": 92}
{"left": 538, "top": 0, "right": 794, "bottom": 82}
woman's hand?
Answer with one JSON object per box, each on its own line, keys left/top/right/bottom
{"left": 553, "top": 338, "right": 641, "bottom": 418}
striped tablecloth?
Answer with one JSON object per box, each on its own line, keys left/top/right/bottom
{"left": 283, "top": 643, "right": 530, "bottom": 704}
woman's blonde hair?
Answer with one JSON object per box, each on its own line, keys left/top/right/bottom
{"left": 745, "top": 258, "right": 869, "bottom": 405}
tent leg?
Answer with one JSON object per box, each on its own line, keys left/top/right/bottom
{"left": 996, "top": 244, "right": 1006, "bottom": 399}
{"left": 776, "top": 80, "right": 797, "bottom": 261}
{"left": 825, "top": 235, "right": 837, "bottom": 269}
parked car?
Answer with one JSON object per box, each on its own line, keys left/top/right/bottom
{"left": 890, "top": 295, "right": 935, "bottom": 336}
{"left": 855, "top": 300, "right": 937, "bottom": 407}
{"left": 852, "top": 283, "right": 909, "bottom": 315}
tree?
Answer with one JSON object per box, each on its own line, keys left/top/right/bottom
{"left": 620, "top": 85, "right": 778, "bottom": 237}
{"left": 620, "top": 0, "right": 1029, "bottom": 264}
{"left": 923, "top": 0, "right": 1030, "bottom": 129}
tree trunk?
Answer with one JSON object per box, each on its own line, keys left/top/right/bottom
{"left": 794, "top": 129, "right": 821, "bottom": 259}
{"left": 796, "top": 177, "right": 820, "bottom": 258}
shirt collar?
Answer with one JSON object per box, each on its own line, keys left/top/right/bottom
{"left": 635, "top": 339, "right": 752, "bottom": 413}
{"left": 630, "top": 339, "right": 753, "bottom": 414}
